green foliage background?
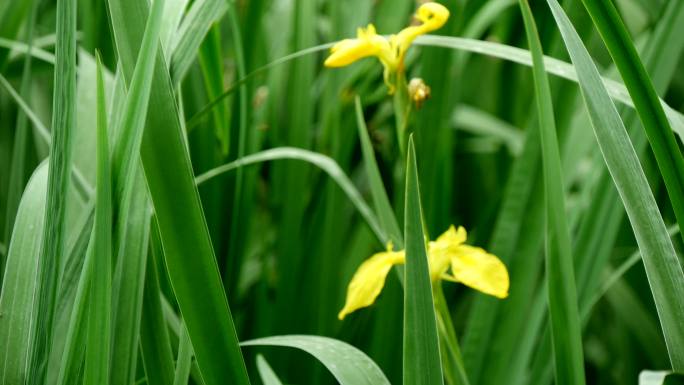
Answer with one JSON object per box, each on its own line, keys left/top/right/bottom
{"left": 1, "top": 0, "right": 683, "bottom": 384}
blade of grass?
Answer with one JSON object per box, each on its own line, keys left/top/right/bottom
{"left": 28, "top": 0, "right": 77, "bottom": 379}
{"left": 139, "top": 223, "right": 175, "bottom": 385}
{"left": 413, "top": 35, "right": 684, "bottom": 139}
{"left": 0, "top": 72, "right": 93, "bottom": 204}
{"left": 639, "top": 371, "right": 684, "bottom": 385}
{"left": 583, "top": 225, "right": 679, "bottom": 316}
{"left": 110, "top": 0, "right": 163, "bottom": 205}
{"left": 241, "top": 335, "right": 391, "bottom": 385}
{"left": 83, "top": 53, "right": 113, "bottom": 385}
{"left": 159, "top": 0, "right": 188, "bottom": 53}
{"left": 0, "top": 37, "right": 54, "bottom": 64}
{"left": 195, "top": 147, "right": 385, "bottom": 242}
{"left": 50, "top": 203, "right": 93, "bottom": 383}
{"left": 55, "top": 231, "right": 94, "bottom": 385}
{"left": 579, "top": 0, "right": 684, "bottom": 247}
{"left": 3, "top": 0, "right": 38, "bottom": 257}
{"left": 107, "top": 0, "right": 167, "bottom": 382}
{"left": 106, "top": 0, "right": 251, "bottom": 381}
{"left": 109, "top": 169, "right": 151, "bottom": 385}
{"left": 256, "top": 355, "right": 284, "bottom": 385}
{"left": 452, "top": 105, "right": 523, "bottom": 156}
{"left": 172, "top": 322, "right": 193, "bottom": 385}
{"left": 355, "top": 96, "right": 403, "bottom": 247}
{"left": 461, "top": 116, "right": 542, "bottom": 384}
{"left": 403, "top": 136, "right": 443, "bottom": 385}
{"left": 169, "top": 0, "right": 227, "bottom": 83}
{"left": 545, "top": 0, "right": 684, "bottom": 370}
{"left": 519, "top": 2, "right": 585, "bottom": 384}
{"left": 0, "top": 0, "right": 32, "bottom": 66}
{"left": 224, "top": 0, "right": 250, "bottom": 300}
{"left": 0, "top": 163, "right": 47, "bottom": 384}
{"left": 187, "top": 37, "right": 684, "bottom": 144}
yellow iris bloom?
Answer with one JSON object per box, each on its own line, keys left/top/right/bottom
{"left": 338, "top": 225, "right": 509, "bottom": 320}
{"left": 324, "top": 2, "right": 450, "bottom": 92}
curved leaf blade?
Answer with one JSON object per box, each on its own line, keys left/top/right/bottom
{"left": 241, "top": 335, "right": 390, "bottom": 385}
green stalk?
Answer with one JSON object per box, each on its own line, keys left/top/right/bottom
{"left": 434, "top": 285, "right": 470, "bottom": 385}
{"left": 393, "top": 74, "right": 411, "bottom": 159}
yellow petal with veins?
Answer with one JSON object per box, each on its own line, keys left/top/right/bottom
{"left": 447, "top": 244, "right": 509, "bottom": 298}
{"left": 324, "top": 24, "right": 392, "bottom": 68}
{"left": 338, "top": 244, "right": 405, "bottom": 320}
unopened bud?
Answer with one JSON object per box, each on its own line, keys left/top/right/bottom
{"left": 408, "top": 78, "right": 431, "bottom": 109}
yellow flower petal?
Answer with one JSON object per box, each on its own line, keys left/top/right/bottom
{"left": 324, "top": 24, "right": 392, "bottom": 68}
{"left": 434, "top": 225, "right": 467, "bottom": 246}
{"left": 448, "top": 245, "right": 509, "bottom": 298}
{"left": 394, "top": 2, "right": 450, "bottom": 59}
{"left": 338, "top": 245, "right": 405, "bottom": 320}
{"left": 427, "top": 225, "right": 467, "bottom": 281}
{"left": 428, "top": 247, "right": 452, "bottom": 282}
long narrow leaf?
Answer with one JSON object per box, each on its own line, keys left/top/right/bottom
{"left": 83, "top": 53, "right": 113, "bottom": 385}
{"left": 106, "top": 0, "right": 251, "bottom": 381}
{"left": 579, "top": 0, "right": 684, "bottom": 247}
{"left": 519, "top": 2, "right": 585, "bottom": 384}
{"left": 241, "top": 335, "right": 391, "bottom": 385}
{"left": 256, "top": 355, "right": 284, "bottom": 385}
{"left": 195, "top": 147, "right": 385, "bottom": 242}
{"left": 355, "top": 96, "right": 403, "bottom": 247}
{"left": 139, "top": 219, "right": 176, "bottom": 385}
{"left": 28, "top": 0, "right": 77, "bottom": 380}
{"left": 0, "top": 163, "right": 47, "bottom": 384}
{"left": 545, "top": 0, "right": 684, "bottom": 370}
{"left": 403, "top": 136, "right": 443, "bottom": 385}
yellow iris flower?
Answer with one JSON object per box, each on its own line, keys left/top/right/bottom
{"left": 338, "top": 225, "right": 509, "bottom": 320}
{"left": 324, "top": 2, "right": 450, "bottom": 92}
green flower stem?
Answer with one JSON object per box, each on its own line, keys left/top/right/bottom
{"left": 434, "top": 283, "right": 470, "bottom": 385}
{"left": 393, "top": 74, "right": 412, "bottom": 159}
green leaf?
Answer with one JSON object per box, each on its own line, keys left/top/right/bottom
{"left": 639, "top": 371, "right": 684, "bottom": 385}
{"left": 159, "top": 0, "right": 188, "bottom": 53}
{"left": 189, "top": 36, "right": 684, "bottom": 146}
{"left": 403, "top": 136, "right": 443, "bottom": 385}
{"left": 544, "top": 0, "right": 684, "bottom": 370}
{"left": 106, "top": 0, "right": 250, "bottom": 382}
{"left": 0, "top": 36, "right": 55, "bottom": 64}
{"left": 139, "top": 223, "right": 175, "bottom": 385}
{"left": 0, "top": 0, "right": 32, "bottom": 66}
{"left": 452, "top": 105, "right": 523, "bottom": 156}
{"left": 413, "top": 35, "right": 684, "bottom": 140}
{"left": 579, "top": 0, "right": 684, "bottom": 249}
{"left": 241, "top": 335, "right": 391, "bottom": 385}
{"left": 172, "top": 322, "right": 193, "bottom": 385}
{"left": 28, "top": 0, "right": 78, "bottom": 380}
{"left": 55, "top": 231, "right": 94, "bottom": 385}
{"left": 83, "top": 52, "right": 113, "bottom": 385}
{"left": 195, "top": 147, "right": 385, "bottom": 243}
{"left": 256, "top": 355, "right": 283, "bottom": 385}
{"left": 0, "top": 163, "right": 47, "bottom": 384}
{"left": 109, "top": 170, "right": 150, "bottom": 385}
{"left": 355, "top": 96, "right": 403, "bottom": 248}
{"left": 519, "top": 1, "right": 585, "bottom": 384}
{"left": 3, "top": 0, "right": 38, "bottom": 259}
{"left": 170, "top": 0, "right": 227, "bottom": 82}
{"left": 111, "top": 0, "right": 164, "bottom": 205}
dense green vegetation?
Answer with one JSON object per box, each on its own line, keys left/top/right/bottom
{"left": 1, "top": 0, "right": 683, "bottom": 384}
